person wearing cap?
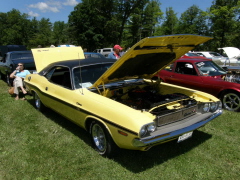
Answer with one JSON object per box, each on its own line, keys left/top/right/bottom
{"left": 108, "top": 45, "right": 123, "bottom": 59}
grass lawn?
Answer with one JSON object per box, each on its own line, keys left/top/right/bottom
{"left": 0, "top": 80, "right": 240, "bottom": 180}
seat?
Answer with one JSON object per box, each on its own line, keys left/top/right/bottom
{"left": 62, "top": 72, "right": 72, "bottom": 89}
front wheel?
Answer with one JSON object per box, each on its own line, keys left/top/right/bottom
{"left": 34, "top": 92, "right": 46, "bottom": 112}
{"left": 90, "top": 121, "right": 117, "bottom": 158}
{"left": 221, "top": 91, "right": 240, "bottom": 112}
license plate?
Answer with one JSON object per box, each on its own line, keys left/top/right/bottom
{"left": 177, "top": 131, "right": 193, "bottom": 143}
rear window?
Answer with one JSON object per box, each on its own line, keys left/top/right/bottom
{"left": 103, "top": 49, "right": 112, "bottom": 52}
{"left": 11, "top": 52, "right": 33, "bottom": 60}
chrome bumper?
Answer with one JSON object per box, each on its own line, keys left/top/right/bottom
{"left": 132, "top": 109, "right": 222, "bottom": 147}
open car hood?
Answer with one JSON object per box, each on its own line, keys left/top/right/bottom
{"left": 218, "top": 47, "right": 240, "bottom": 59}
{"left": 31, "top": 47, "right": 84, "bottom": 72}
{"left": 91, "top": 34, "right": 212, "bottom": 88}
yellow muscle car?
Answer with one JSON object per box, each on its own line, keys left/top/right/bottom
{"left": 25, "top": 35, "right": 222, "bottom": 157}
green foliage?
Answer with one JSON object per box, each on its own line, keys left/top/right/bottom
{"left": 208, "top": 0, "right": 240, "bottom": 50}
{"left": 0, "top": 1, "right": 239, "bottom": 52}
{"left": 0, "top": 9, "right": 31, "bottom": 46}
{"left": 160, "top": 7, "right": 178, "bottom": 35}
{"left": 177, "top": 5, "right": 209, "bottom": 35}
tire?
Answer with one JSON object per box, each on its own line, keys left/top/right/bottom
{"left": 90, "top": 121, "right": 117, "bottom": 158}
{"left": 221, "top": 91, "right": 240, "bottom": 112}
{"left": 34, "top": 92, "right": 46, "bottom": 112}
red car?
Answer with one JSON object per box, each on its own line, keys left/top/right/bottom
{"left": 157, "top": 58, "right": 240, "bottom": 111}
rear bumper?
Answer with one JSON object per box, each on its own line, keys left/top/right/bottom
{"left": 132, "top": 109, "right": 222, "bottom": 148}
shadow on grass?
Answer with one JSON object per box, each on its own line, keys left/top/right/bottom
{"left": 27, "top": 98, "right": 212, "bottom": 173}
{"left": 113, "top": 130, "right": 212, "bottom": 173}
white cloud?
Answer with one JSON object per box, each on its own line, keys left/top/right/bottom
{"left": 28, "top": 0, "right": 79, "bottom": 14}
{"left": 28, "top": 1, "right": 60, "bottom": 13}
{"left": 28, "top": 11, "right": 40, "bottom": 17}
{"left": 63, "top": 0, "right": 79, "bottom": 6}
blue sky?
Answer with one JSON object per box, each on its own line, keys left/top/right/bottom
{"left": 1, "top": 0, "right": 213, "bottom": 23}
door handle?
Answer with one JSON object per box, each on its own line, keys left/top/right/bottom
{"left": 76, "top": 102, "right": 82, "bottom": 106}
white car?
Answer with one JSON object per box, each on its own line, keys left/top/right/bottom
{"left": 93, "top": 48, "right": 113, "bottom": 57}
{"left": 218, "top": 47, "right": 240, "bottom": 65}
{"left": 192, "top": 51, "right": 228, "bottom": 63}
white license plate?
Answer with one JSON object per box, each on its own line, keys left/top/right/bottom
{"left": 177, "top": 131, "right": 193, "bottom": 143}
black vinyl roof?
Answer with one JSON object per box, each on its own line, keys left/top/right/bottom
{"left": 39, "top": 57, "right": 116, "bottom": 74}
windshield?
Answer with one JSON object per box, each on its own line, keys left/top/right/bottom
{"left": 195, "top": 61, "right": 226, "bottom": 76}
{"left": 186, "top": 53, "right": 199, "bottom": 56}
{"left": 11, "top": 52, "right": 33, "bottom": 60}
{"left": 209, "top": 52, "right": 222, "bottom": 57}
{"left": 73, "top": 63, "right": 113, "bottom": 89}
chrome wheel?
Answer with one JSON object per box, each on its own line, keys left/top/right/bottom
{"left": 222, "top": 92, "right": 240, "bottom": 111}
{"left": 90, "top": 121, "right": 117, "bottom": 157}
{"left": 34, "top": 92, "right": 45, "bottom": 111}
{"left": 35, "top": 93, "right": 41, "bottom": 109}
{"left": 91, "top": 123, "right": 107, "bottom": 152}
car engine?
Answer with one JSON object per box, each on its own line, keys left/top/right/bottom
{"left": 110, "top": 85, "right": 197, "bottom": 116}
{"left": 224, "top": 71, "right": 240, "bottom": 83}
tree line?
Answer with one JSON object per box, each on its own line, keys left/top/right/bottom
{"left": 0, "top": 0, "right": 239, "bottom": 52}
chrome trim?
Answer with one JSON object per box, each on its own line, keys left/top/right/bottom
{"left": 132, "top": 109, "right": 222, "bottom": 147}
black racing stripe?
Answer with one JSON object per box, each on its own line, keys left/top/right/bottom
{"left": 26, "top": 82, "right": 138, "bottom": 136}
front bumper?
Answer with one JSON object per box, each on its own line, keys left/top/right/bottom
{"left": 132, "top": 109, "right": 222, "bottom": 148}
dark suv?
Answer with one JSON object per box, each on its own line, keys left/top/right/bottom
{"left": 0, "top": 51, "right": 36, "bottom": 86}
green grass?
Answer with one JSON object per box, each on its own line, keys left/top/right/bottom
{"left": 0, "top": 80, "right": 240, "bottom": 180}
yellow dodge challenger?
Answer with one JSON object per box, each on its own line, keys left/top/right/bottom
{"left": 25, "top": 35, "right": 222, "bottom": 157}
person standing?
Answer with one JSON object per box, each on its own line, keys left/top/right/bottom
{"left": 10, "top": 63, "right": 30, "bottom": 100}
{"left": 107, "top": 45, "right": 123, "bottom": 59}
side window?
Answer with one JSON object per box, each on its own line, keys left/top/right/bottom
{"left": 175, "top": 62, "right": 197, "bottom": 75}
{"left": 164, "top": 63, "right": 174, "bottom": 71}
{"left": 45, "top": 66, "right": 72, "bottom": 89}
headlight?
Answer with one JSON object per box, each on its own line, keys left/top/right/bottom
{"left": 147, "top": 123, "right": 156, "bottom": 132}
{"left": 218, "top": 101, "right": 222, "bottom": 110}
{"left": 139, "top": 127, "right": 147, "bottom": 137}
{"left": 203, "top": 103, "right": 210, "bottom": 112}
{"left": 210, "top": 102, "right": 218, "bottom": 112}
{"left": 139, "top": 122, "right": 156, "bottom": 138}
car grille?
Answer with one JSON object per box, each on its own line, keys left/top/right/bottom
{"left": 156, "top": 105, "right": 197, "bottom": 126}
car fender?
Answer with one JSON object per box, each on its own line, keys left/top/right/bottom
{"left": 217, "top": 87, "right": 240, "bottom": 99}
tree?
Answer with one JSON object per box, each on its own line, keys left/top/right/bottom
{"left": 209, "top": 0, "right": 240, "bottom": 49}
{"left": 52, "top": 21, "right": 69, "bottom": 45}
{"left": 0, "top": 9, "right": 31, "bottom": 45}
{"left": 141, "top": 0, "right": 163, "bottom": 38}
{"left": 68, "top": 0, "right": 150, "bottom": 50}
{"left": 160, "top": 7, "right": 178, "bottom": 35}
{"left": 28, "top": 18, "right": 53, "bottom": 48}
{"left": 177, "top": 5, "right": 208, "bottom": 35}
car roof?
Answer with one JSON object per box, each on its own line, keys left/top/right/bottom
{"left": 7, "top": 50, "right": 32, "bottom": 54}
{"left": 84, "top": 52, "right": 102, "bottom": 55}
{"left": 39, "top": 57, "right": 116, "bottom": 74}
{"left": 177, "top": 58, "right": 212, "bottom": 62}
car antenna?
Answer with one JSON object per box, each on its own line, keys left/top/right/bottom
{"left": 78, "top": 53, "right": 84, "bottom": 95}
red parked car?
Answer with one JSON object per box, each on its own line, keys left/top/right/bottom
{"left": 157, "top": 58, "right": 240, "bottom": 111}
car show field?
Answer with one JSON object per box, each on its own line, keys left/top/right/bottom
{"left": 0, "top": 79, "right": 239, "bottom": 179}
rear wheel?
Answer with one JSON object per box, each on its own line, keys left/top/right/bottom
{"left": 90, "top": 121, "right": 117, "bottom": 158}
{"left": 34, "top": 92, "right": 46, "bottom": 112}
{"left": 221, "top": 91, "right": 240, "bottom": 112}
